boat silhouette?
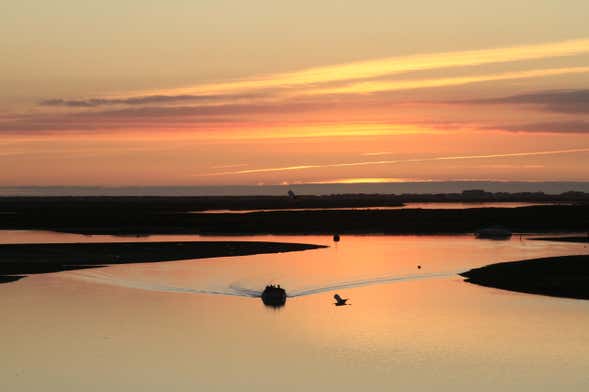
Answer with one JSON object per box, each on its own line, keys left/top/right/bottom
{"left": 261, "top": 285, "right": 287, "bottom": 308}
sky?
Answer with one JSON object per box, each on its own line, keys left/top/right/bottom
{"left": 1, "top": 1, "right": 589, "bottom": 187}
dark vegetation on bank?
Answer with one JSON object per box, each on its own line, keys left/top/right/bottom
{"left": 530, "top": 236, "right": 589, "bottom": 243}
{"left": 0, "top": 195, "right": 405, "bottom": 213}
{"left": 461, "top": 255, "right": 589, "bottom": 300}
{"left": 0, "top": 196, "right": 587, "bottom": 235}
{"left": 1, "top": 189, "right": 588, "bottom": 211}
{"left": 0, "top": 241, "right": 326, "bottom": 284}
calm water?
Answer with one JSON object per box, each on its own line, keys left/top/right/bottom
{"left": 195, "top": 202, "right": 564, "bottom": 214}
{"left": 0, "top": 231, "right": 588, "bottom": 391}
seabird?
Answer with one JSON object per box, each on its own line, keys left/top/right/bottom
{"left": 334, "top": 294, "right": 348, "bottom": 306}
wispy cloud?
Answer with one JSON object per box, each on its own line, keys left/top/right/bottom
{"left": 39, "top": 93, "right": 258, "bottom": 108}
{"left": 40, "top": 38, "right": 589, "bottom": 107}
{"left": 474, "top": 164, "right": 545, "bottom": 169}
{"left": 304, "top": 177, "right": 424, "bottom": 184}
{"left": 10, "top": 38, "right": 589, "bottom": 136}
{"left": 361, "top": 152, "right": 393, "bottom": 156}
{"left": 307, "top": 67, "right": 589, "bottom": 96}
{"left": 486, "top": 120, "right": 589, "bottom": 133}
{"left": 466, "top": 89, "right": 589, "bottom": 114}
{"left": 210, "top": 163, "right": 249, "bottom": 169}
{"left": 154, "top": 38, "right": 589, "bottom": 96}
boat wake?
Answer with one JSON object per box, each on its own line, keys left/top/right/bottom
{"left": 64, "top": 269, "right": 460, "bottom": 299}
{"left": 286, "top": 271, "right": 459, "bottom": 297}
{"left": 66, "top": 270, "right": 262, "bottom": 298}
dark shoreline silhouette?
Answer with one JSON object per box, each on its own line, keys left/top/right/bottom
{"left": 0, "top": 241, "right": 326, "bottom": 285}
{"left": 0, "top": 196, "right": 587, "bottom": 235}
{"left": 530, "top": 236, "right": 589, "bottom": 243}
{"left": 461, "top": 255, "right": 589, "bottom": 300}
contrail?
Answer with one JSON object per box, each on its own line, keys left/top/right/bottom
{"left": 198, "top": 147, "right": 589, "bottom": 176}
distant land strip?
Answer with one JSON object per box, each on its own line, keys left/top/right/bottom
{"left": 2, "top": 205, "right": 588, "bottom": 235}
{"left": 529, "top": 236, "right": 589, "bottom": 243}
{"left": 0, "top": 241, "right": 327, "bottom": 285}
{"left": 0, "top": 195, "right": 587, "bottom": 235}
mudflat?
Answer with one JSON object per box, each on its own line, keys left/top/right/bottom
{"left": 0, "top": 241, "right": 326, "bottom": 284}
{"left": 461, "top": 255, "right": 589, "bottom": 300}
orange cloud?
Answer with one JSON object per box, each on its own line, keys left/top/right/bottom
{"left": 150, "top": 38, "right": 589, "bottom": 97}
{"left": 308, "top": 67, "right": 589, "bottom": 96}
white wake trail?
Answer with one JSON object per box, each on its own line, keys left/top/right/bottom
{"left": 65, "top": 269, "right": 261, "bottom": 298}
{"left": 287, "top": 271, "right": 461, "bottom": 297}
{"left": 65, "top": 268, "right": 461, "bottom": 299}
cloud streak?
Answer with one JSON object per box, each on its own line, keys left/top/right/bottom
{"left": 308, "top": 67, "right": 589, "bottom": 96}
{"left": 154, "top": 38, "right": 589, "bottom": 96}
{"left": 468, "top": 89, "right": 589, "bottom": 114}
{"left": 486, "top": 120, "right": 589, "bottom": 133}
{"left": 39, "top": 93, "right": 259, "bottom": 107}
{"left": 41, "top": 38, "right": 589, "bottom": 107}
{"left": 9, "top": 38, "right": 589, "bottom": 136}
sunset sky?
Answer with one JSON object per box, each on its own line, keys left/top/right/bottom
{"left": 2, "top": 1, "right": 589, "bottom": 186}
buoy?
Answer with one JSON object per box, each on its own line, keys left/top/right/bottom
{"left": 333, "top": 234, "right": 340, "bottom": 242}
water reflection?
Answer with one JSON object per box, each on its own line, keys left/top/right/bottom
{"left": 193, "top": 201, "right": 564, "bottom": 214}
{"left": 2, "top": 231, "right": 586, "bottom": 302}
{"left": 1, "top": 231, "right": 589, "bottom": 391}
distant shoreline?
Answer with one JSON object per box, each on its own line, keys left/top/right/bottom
{"left": 2, "top": 181, "right": 589, "bottom": 196}
{"left": 2, "top": 204, "right": 588, "bottom": 236}
{"left": 461, "top": 255, "right": 589, "bottom": 300}
{"left": 0, "top": 241, "right": 327, "bottom": 285}
{"left": 1, "top": 196, "right": 587, "bottom": 236}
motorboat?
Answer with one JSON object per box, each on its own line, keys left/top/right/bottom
{"left": 261, "top": 285, "right": 287, "bottom": 307}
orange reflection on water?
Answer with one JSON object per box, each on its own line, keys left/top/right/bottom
{"left": 1, "top": 232, "right": 589, "bottom": 391}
